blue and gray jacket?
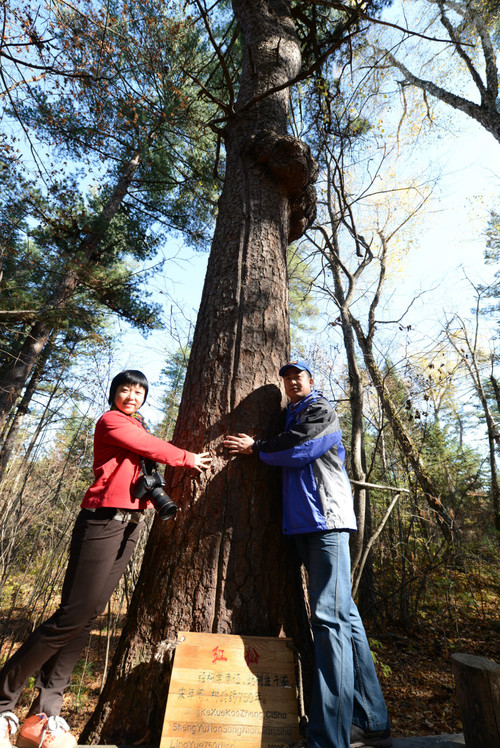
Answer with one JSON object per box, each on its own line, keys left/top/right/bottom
{"left": 252, "top": 390, "right": 356, "bottom": 535}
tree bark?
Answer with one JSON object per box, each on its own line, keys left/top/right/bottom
{"left": 0, "top": 337, "right": 53, "bottom": 483}
{"left": 82, "top": 1, "right": 317, "bottom": 743}
{"left": 451, "top": 653, "right": 500, "bottom": 748}
{"left": 490, "top": 374, "right": 500, "bottom": 415}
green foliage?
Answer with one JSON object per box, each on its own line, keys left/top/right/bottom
{"left": 482, "top": 209, "right": 500, "bottom": 324}
{"left": 0, "top": 183, "right": 163, "bottom": 386}
{"left": 368, "top": 638, "right": 393, "bottom": 677}
{"left": 364, "top": 360, "right": 484, "bottom": 507}
{"left": 70, "top": 656, "right": 95, "bottom": 709}
{"left": 419, "top": 420, "right": 483, "bottom": 503}
{"left": 291, "top": 0, "right": 390, "bottom": 74}
{"left": 156, "top": 345, "right": 190, "bottom": 440}
{"left": 0, "top": 0, "right": 231, "bottom": 427}
{"left": 288, "top": 243, "right": 319, "bottom": 342}
{"left": 7, "top": 0, "right": 221, "bottom": 248}
{"left": 289, "top": 0, "right": 378, "bottom": 158}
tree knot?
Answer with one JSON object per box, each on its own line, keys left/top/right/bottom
{"left": 244, "top": 129, "right": 318, "bottom": 243}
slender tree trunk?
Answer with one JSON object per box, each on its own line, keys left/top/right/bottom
{"left": 0, "top": 153, "right": 141, "bottom": 429}
{"left": 351, "top": 317, "right": 458, "bottom": 544}
{"left": 343, "top": 318, "right": 376, "bottom": 613}
{"left": 0, "top": 338, "right": 53, "bottom": 483}
{"left": 467, "top": 382, "right": 500, "bottom": 532}
{"left": 22, "top": 355, "right": 74, "bottom": 466}
{"left": 0, "top": 320, "right": 54, "bottom": 431}
{"left": 323, "top": 231, "right": 459, "bottom": 546}
{"left": 490, "top": 374, "right": 500, "bottom": 414}
{"left": 82, "top": 2, "right": 318, "bottom": 743}
{"left": 446, "top": 323, "right": 500, "bottom": 534}
{"left": 339, "top": 303, "right": 368, "bottom": 567}
{"left": 328, "top": 245, "right": 372, "bottom": 585}
{"left": 313, "top": 160, "right": 375, "bottom": 605}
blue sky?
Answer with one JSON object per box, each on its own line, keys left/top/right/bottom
{"left": 111, "top": 112, "right": 500, "bottom": 426}
{"left": 78, "top": 0, "right": 500, "bottom": 422}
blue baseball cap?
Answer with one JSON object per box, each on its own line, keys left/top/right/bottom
{"left": 279, "top": 359, "right": 313, "bottom": 377}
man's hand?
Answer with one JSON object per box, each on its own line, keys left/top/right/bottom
{"left": 193, "top": 452, "right": 213, "bottom": 472}
{"left": 223, "top": 433, "right": 255, "bottom": 455}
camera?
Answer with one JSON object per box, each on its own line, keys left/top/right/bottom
{"left": 134, "top": 458, "right": 177, "bottom": 520}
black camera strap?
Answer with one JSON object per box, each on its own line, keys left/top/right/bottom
{"left": 140, "top": 457, "right": 158, "bottom": 475}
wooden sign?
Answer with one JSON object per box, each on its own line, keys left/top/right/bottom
{"left": 160, "top": 631, "right": 302, "bottom": 748}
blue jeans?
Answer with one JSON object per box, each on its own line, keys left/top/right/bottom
{"left": 294, "top": 530, "right": 390, "bottom": 748}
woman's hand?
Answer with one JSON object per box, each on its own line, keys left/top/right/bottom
{"left": 193, "top": 452, "right": 213, "bottom": 473}
{"left": 223, "top": 433, "right": 255, "bottom": 455}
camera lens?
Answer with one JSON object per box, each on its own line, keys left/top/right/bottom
{"left": 150, "top": 487, "right": 178, "bottom": 520}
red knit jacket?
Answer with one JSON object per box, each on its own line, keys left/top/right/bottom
{"left": 81, "top": 410, "right": 196, "bottom": 510}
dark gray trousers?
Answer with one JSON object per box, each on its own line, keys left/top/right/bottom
{"left": 0, "top": 509, "right": 142, "bottom": 717}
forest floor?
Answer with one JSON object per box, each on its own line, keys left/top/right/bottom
{"left": 367, "top": 604, "right": 499, "bottom": 737}
{"left": 6, "top": 570, "right": 499, "bottom": 742}
{"left": 58, "top": 593, "right": 499, "bottom": 740}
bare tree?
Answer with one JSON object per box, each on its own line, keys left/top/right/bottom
{"left": 444, "top": 288, "right": 500, "bottom": 533}
{"left": 304, "top": 132, "right": 459, "bottom": 550}
{"left": 370, "top": 0, "right": 500, "bottom": 142}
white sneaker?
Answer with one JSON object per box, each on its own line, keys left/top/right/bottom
{"left": 0, "top": 713, "right": 19, "bottom": 748}
{"left": 17, "top": 714, "right": 76, "bottom": 748}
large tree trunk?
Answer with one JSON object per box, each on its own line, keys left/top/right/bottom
{"left": 82, "top": 1, "right": 317, "bottom": 743}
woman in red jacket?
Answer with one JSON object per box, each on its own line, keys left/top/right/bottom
{"left": 0, "top": 370, "right": 211, "bottom": 748}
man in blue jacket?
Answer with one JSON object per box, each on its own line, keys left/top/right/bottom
{"left": 224, "top": 360, "right": 391, "bottom": 748}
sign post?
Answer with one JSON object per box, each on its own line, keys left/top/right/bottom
{"left": 160, "top": 632, "right": 302, "bottom": 748}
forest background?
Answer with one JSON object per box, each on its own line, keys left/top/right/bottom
{"left": 0, "top": 0, "right": 499, "bottom": 741}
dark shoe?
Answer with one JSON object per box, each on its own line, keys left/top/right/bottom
{"left": 350, "top": 724, "right": 392, "bottom": 747}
